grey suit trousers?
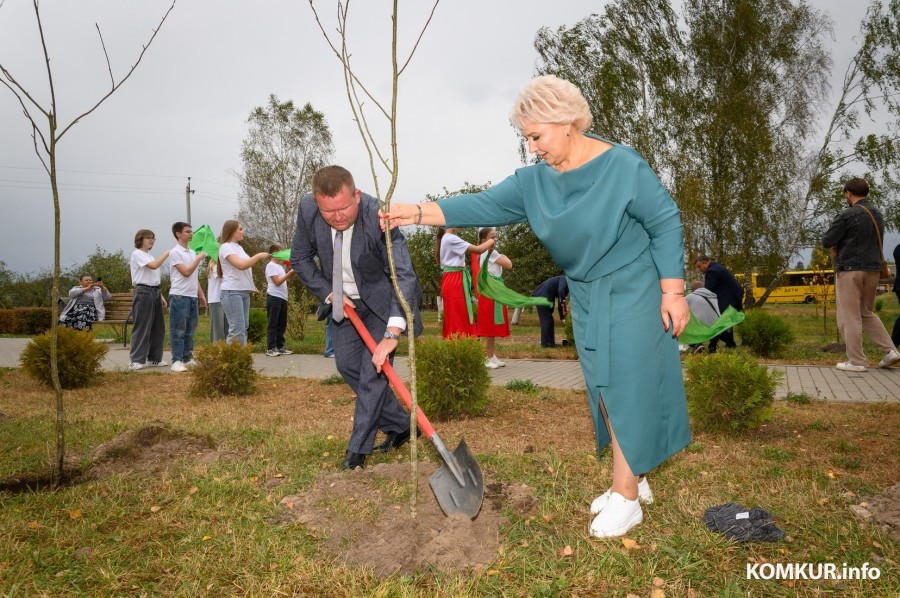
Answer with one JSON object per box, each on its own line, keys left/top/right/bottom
{"left": 333, "top": 302, "right": 410, "bottom": 454}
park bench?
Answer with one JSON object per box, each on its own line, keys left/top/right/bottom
{"left": 91, "top": 292, "right": 134, "bottom": 347}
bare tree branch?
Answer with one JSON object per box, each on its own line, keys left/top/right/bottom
{"left": 95, "top": 23, "right": 115, "bottom": 88}
{"left": 308, "top": 0, "right": 391, "bottom": 120}
{"left": 398, "top": 0, "right": 440, "bottom": 76}
{"left": 0, "top": 77, "right": 51, "bottom": 155}
{"left": 0, "top": 64, "right": 51, "bottom": 118}
{"left": 58, "top": 0, "right": 176, "bottom": 141}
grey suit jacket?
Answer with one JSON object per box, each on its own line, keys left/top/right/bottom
{"left": 290, "top": 192, "right": 423, "bottom": 336}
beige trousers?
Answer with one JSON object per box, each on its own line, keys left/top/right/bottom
{"left": 835, "top": 270, "right": 895, "bottom": 366}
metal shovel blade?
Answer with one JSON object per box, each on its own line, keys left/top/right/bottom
{"left": 428, "top": 437, "right": 484, "bottom": 519}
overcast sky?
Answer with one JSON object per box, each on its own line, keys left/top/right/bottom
{"left": 0, "top": 0, "right": 893, "bottom": 276}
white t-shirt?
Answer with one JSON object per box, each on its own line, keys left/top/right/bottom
{"left": 218, "top": 242, "right": 256, "bottom": 291}
{"left": 265, "top": 261, "right": 289, "bottom": 300}
{"left": 439, "top": 233, "right": 469, "bottom": 267}
{"left": 207, "top": 262, "right": 222, "bottom": 303}
{"left": 169, "top": 244, "right": 199, "bottom": 297}
{"left": 130, "top": 249, "right": 161, "bottom": 286}
{"left": 480, "top": 250, "right": 504, "bottom": 276}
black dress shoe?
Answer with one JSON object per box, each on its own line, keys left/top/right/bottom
{"left": 341, "top": 450, "right": 366, "bottom": 470}
{"left": 372, "top": 428, "right": 421, "bottom": 453}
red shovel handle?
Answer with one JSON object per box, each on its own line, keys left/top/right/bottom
{"left": 343, "top": 305, "right": 436, "bottom": 439}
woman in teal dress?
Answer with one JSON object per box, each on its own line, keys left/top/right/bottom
{"left": 385, "top": 75, "right": 691, "bottom": 538}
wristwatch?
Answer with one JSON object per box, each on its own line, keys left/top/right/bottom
{"left": 383, "top": 329, "right": 400, "bottom": 341}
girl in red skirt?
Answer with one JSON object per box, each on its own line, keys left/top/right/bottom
{"left": 473, "top": 227, "right": 512, "bottom": 368}
{"left": 436, "top": 227, "right": 495, "bottom": 338}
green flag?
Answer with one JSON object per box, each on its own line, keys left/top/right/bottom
{"left": 271, "top": 248, "right": 291, "bottom": 261}
{"left": 475, "top": 260, "right": 552, "bottom": 310}
{"left": 679, "top": 306, "right": 745, "bottom": 345}
{"left": 188, "top": 224, "right": 219, "bottom": 262}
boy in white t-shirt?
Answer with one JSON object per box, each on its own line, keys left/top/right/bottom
{"left": 168, "top": 222, "right": 207, "bottom": 372}
{"left": 264, "top": 244, "right": 295, "bottom": 356}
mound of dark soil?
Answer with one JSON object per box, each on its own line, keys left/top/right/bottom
{"left": 277, "top": 461, "right": 539, "bottom": 577}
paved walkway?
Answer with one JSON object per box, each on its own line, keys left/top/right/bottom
{"left": 1, "top": 339, "right": 897, "bottom": 403}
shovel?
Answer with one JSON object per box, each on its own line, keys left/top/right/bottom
{"left": 344, "top": 305, "right": 484, "bottom": 519}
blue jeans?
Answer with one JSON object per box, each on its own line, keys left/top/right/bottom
{"left": 169, "top": 295, "right": 199, "bottom": 363}
{"left": 324, "top": 316, "right": 334, "bottom": 356}
{"left": 221, "top": 290, "right": 250, "bottom": 345}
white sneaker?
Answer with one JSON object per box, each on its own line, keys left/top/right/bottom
{"left": 186, "top": 359, "right": 199, "bottom": 366}
{"left": 589, "top": 492, "right": 643, "bottom": 538}
{"left": 836, "top": 361, "right": 867, "bottom": 372}
{"left": 148, "top": 360, "right": 168, "bottom": 368}
{"left": 490, "top": 355, "right": 506, "bottom": 367}
{"left": 590, "top": 477, "right": 654, "bottom": 514}
{"left": 877, "top": 349, "right": 900, "bottom": 368}
{"left": 128, "top": 362, "right": 144, "bottom": 371}
{"left": 266, "top": 349, "right": 280, "bottom": 357}
{"left": 485, "top": 359, "right": 499, "bottom": 369}
{"left": 278, "top": 348, "right": 293, "bottom": 355}
{"left": 171, "top": 361, "right": 187, "bottom": 373}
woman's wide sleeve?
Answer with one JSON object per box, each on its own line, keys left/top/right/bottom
{"left": 627, "top": 160, "right": 685, "bottom": 280}
{"left": 439, "top": 173, "right": 528, "bottom": 228}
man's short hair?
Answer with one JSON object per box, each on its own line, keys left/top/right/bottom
{"left": 696, "top": 255, "right": 711, "bottom": 264}
{"left": 843, "top": 177, "right": 869, "bottom": 198}
{"left": 690, "top": 280, "right": 704, "bottom": 291}
{"left": 80, "top": 274, "right": 92, "bottom": 282}
{"left": 172, "top": 221, "right": 190, "bottom": 237}
{"left": 312, "top": 165, "right": 355, "bottom": 198}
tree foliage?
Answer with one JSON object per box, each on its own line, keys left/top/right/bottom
{"left": 533, "top": 0, "right": 900, "bottom": 307}
{"left": 236, "top": 94, "right": 334, "bottom": 247}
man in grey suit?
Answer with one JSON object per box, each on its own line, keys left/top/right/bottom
{"left": 291, "top": 165, "right": 423, "bottom": 470}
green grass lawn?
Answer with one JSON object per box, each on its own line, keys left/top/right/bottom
{"left": 0, "top": 370, "right": 897, "bottom": 595}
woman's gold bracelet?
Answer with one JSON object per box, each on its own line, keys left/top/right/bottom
{"left": 415, "top": 204, "right": 423, "bottom": 225}
{"left": 661, "top": 291, "right": 684, "bottom": 296}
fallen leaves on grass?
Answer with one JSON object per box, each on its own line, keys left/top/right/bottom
{"left": 558, "top": 545, "right": 574, "bottom": 558}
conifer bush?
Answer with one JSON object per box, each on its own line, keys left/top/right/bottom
{"left": 415, "top": 336, "right": 491, "bottom": 419}
{"left": 738, "top": 309, "right": 795, "bottom": 357}
{"left": 247, "top": 308, "right": 268, "bottom": 345}
{"left": 20, "top": 327, "right": 108, "bottom": 388}
{"left": 685, "top": 352, "right": 781, "bottom": 434}
{"left": 189, "top": 341, "right": 258, "bottom": 398}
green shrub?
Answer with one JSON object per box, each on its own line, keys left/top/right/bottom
{"left": 247, "top": 308, "right": 267, "bottom": 345}
{"left": 737, "top": 309, "right": 795, "bottom": 357}
{"left": 23, "top": 308, "right": 53, "bottom": 334}
{"left": 189, "top": 341, "right": 258, "bottom": 398}
{"left": 19, "top": 327, "right": 108, "bottom": 389}
{"left": 685, "top": 352, "right": 782, "bottom": 434}
{"left": 415, "top": 336, "right": 491, "bottom": 419}
{"left": 564, "top": 315, "right": 575, "bottom": 349}
{"left": 0, "top": 308, "right": 53, "bottom": 334}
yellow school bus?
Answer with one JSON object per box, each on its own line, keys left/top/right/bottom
{"left": 748, "top": 270, "right": 835, "bottom": 304}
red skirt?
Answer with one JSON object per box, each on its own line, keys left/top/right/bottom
{"left": 477, "top": 294, "right": 509, "bottom": 338}
{"left": 441, "top": 271, "right": 477, "bottom": 338}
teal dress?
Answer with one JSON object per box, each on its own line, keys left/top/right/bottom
{"left": 439, "top": 138, "right": 690, "bottom": 475}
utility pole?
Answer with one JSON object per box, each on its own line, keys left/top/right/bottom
{"left": 185, "top": 177, "right": 195, "bottom": 224}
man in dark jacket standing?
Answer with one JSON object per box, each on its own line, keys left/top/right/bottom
{"left": 695, "top": 256, "right": 743, "bottom": 352}
{"left": 822, "top": 177, "right": 899, "bottom": 372}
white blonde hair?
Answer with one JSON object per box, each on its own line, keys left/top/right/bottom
{"left": 509, "top": 75, "right": 592, "bottom": 133}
